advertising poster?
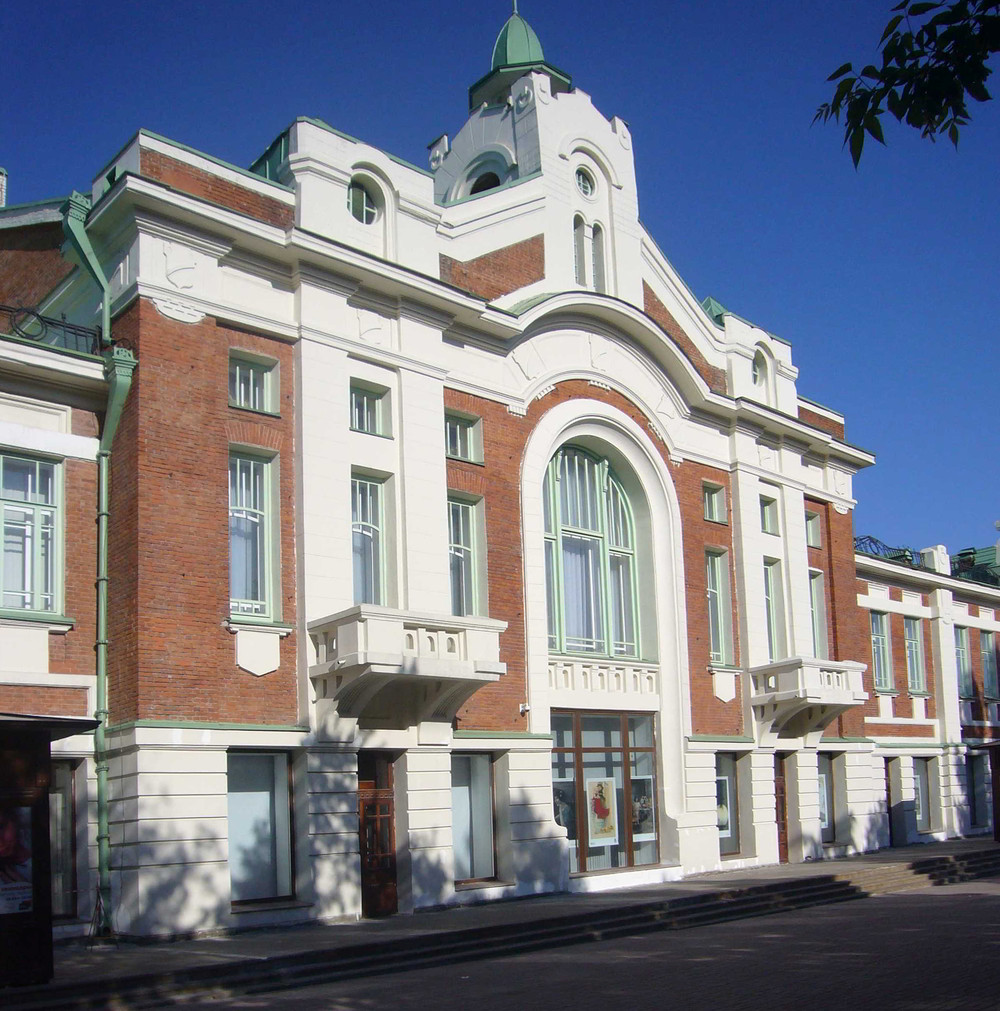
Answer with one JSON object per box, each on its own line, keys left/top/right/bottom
{"left": 630, "top": 776, "right": 656, "bottom": 842}
{"left": 585, "top": 777, "right": 618, "bottom": 847}
{"left": 0, "top": 805, "right": 33, "bottom": 914}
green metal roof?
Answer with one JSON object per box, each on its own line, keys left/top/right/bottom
{"left": 492, "top": 13, "right": 545, "bottom": 70}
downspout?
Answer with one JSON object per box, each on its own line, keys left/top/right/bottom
{"left": 62, "top": 192, "right": 137, "bottom": 934}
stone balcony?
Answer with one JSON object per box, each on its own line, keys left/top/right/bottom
{"left": 750, "top": 656, "right": 868, "bottom": 747}
{"left": 308, "top": 605, "right": 506, "bottom": 733}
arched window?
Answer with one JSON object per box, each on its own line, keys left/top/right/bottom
{"left": 470, "top": 172, "right": 501, "bottom": 195}
{"left": 573, "top": 215, "right": 586, "bottom": 287}
{"left": 592, "top": 223, "right": 606, "bottom": 294}
{"left": 751, "top": 349, "right": 767, "bottom": 389}
{"left": 543, "top": 446, "right": 638, "bottom": 657}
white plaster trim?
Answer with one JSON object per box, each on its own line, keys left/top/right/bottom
{"left": 0, "top": 671, "right": 92, "bottom": 687}
{"left": 0, "top": 422, "right": 98, "bottom": 461}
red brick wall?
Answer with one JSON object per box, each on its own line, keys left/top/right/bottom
{"left": 139, "top": 150, "right": 294, "bottom": 230}
{"left": 107, "top": 298, "right": 298, "bottom": 725}
{"left": 642, "top": 282, "right": 728, "bottom": 396}
{"left": 446, "top": 380, "right": 743, "bottom": 737}
{"left": 0, "top": 222, "right": 75, "bottom": 308}
{"left": 439, "top": 235, "right": 545, "bottom": 301}
{"left": 798, "top": 406, "right": 845, "bottom": 440}
{"left": 0, "top": 685, "right": 89, "bottom": 718}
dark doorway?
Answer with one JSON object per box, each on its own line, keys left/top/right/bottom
{"left": 358, "top": 752, "right": 397, "bottom": 918}
{"left": 774, "top": 752, "right": 789, "bottom": 863}
{"left": 885, "top": 758, "right": 896, "bottom": 847}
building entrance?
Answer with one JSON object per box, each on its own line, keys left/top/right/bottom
{"left": 358, "top": 752, "right": 397, "bottom": 917}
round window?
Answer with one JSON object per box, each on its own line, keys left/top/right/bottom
{"left": 575, "top": 167, "right": 595, "bottom": 198}
{"left": 348, "top": 181, "right": 378, "bottom": 224}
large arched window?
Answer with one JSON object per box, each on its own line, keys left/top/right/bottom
{"left": 543, "top": 446, "right": 638, "bottom": 657}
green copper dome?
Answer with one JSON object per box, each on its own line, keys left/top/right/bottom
{"left": 491, "top": 13, "right": 545, "bottom": 70}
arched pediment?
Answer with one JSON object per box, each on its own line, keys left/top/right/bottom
{"left": 509, "top": 292, "right": 723, "bottom": 409}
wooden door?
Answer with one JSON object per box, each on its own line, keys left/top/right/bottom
{"left": 358, "top": 753, "right": 397, "bottom": 918}
{"left": 774, "top": 752, "right": 789, "bottom": 864}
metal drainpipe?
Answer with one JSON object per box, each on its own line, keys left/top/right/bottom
{"left": 62, "top": 192, "right": 137, "bottom": 934}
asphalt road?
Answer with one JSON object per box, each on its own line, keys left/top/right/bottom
{"left": 175, "top": 879, "right": 1000, "bottom": 1011}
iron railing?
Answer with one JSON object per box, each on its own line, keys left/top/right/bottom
{"left": 0, "top": 303, "right": 102, "bottom": 356}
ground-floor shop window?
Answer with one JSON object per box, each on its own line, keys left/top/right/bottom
{"left": 966, "top": 754, "right": 988, "bottom": 828}
{"left": 551, "top": 711, "right": 658, "bottom": 873}
{"left": 226, "top": 752, "right": 293, "bottom": 902}
{"left": 715, "top": 753, "right": 741, "bottom": 856}
{"left": 451, "top": 753, "right": 495, "bottom": 881}
{"left": 818, "top": 753, "right": 836, "bottom": 844}
{"left": 49, "top": 760, "right": 76, "bottom": 918}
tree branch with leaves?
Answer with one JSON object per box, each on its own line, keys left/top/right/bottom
{"left": 815, "top": 0, "right": 1000, "bottom": 165}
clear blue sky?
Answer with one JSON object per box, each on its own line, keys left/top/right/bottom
{"left": 5, "top": 1, "right": 998, "bottom": 554}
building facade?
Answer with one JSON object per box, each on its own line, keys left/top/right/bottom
{"left": 0, "top": 13, "right": 996, "bottom": 938}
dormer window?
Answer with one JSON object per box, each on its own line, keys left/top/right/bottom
{"left": 348, "top": 181, "right": 378, "bottom": 224}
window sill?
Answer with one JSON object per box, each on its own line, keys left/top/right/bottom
{"left": 704, "top": 517, "right": 729, "bottom": 526}
{"left": 228, "top": 402, "right": 281, "bottom": 418}
{"left": 454, "top": 878, "right": 513, "bottom": 892}
{"left": 349, "top": 428, "right": 393, "bottom": 440}
{"left": 230, "top": 898, "right": 311, "bottom": 915}
{"left": 874, "top": 688, "right": 900, "bottom": 696}
{"left": 908, "top": 690, "right": 931, "bottom": 697}
{"left": 0, "top": 611, "right": 74, "bottom": 632}
{"left": 708, "top": 662, "right": 740, "bottom": 672}
{"left": 225, "top": 618, "right": 294, "bottom": 634}
{"left": 447, "top": 454, "right": 485, "bottom": 467}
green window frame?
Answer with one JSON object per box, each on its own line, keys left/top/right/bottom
{"left": 809, "top": 569, "right": 828, "bottom": 660}
{"left": 956, "top": 626, "right": 973, "bottom": 698}
{"left": 706, "top": 549, "right": 732, "bottom": 665}
{"left": 702, "top": 483, "right": 726, "bottom": 523}
{"left": 448, "top": 497, "right": 478, "bottom": 617}
{"left": 1, "top": 453, "right": 59, "bottom": 614}
{"left": 445, "top": 413, "right": 481, "bottom": 462}
{"left": 805, "top": 510, "right": 821, "bottom": 548}
{"left": 348, "top": 180, "right": 378, "bottom": 224}
{"left": 229, "top": 453, "right": 273, "bottom": 618}
{"left": 763, "top": 559, "right": 784, "bottom": 662}
{"left": 904, "top": 617, "right": 926, "bottom": 692}
{"left": 352, "top": 475, "right": 384, "bottom": 605}
{"left": 350, "top": 385, "right": 387, "bottom": 436}
{"left": 543, "top": 446, "right": 639, "bottom": 659}
{"left": 870, "top": 611, "right": 892, "bottom": 690}
{"left": 982, "top": 631, "right": 998, "bottom": 700}
{"left": 228, "top": 356, "right": 274, "bottom": 414}
{"left": 759, "top": 494, "right": 778, "bottom": 534}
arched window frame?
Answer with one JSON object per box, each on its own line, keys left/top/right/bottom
{"left": 591, "top": 223, "right": 606, "bottom": 294}
{"left": 573, "top": 215, "right": 587, "bottom": 287}
{"left": 542, "top": 446, "right": 639, "bottom": 658}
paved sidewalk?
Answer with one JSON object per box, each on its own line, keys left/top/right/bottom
{"left": 10, "top": 837, "right": 999, "bottom": 1006}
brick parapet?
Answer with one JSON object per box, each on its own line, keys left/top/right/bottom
{"left": 439, "top": 234, "right": 545, "bottom": 301}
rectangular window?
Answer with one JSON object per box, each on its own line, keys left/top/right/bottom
{"left": 350, "top": 384, "right": 387, "bottom": 436}
{"left": 818, "top": 753, "right": 835, "bottom": 844}
{"left": 229, "top": 355, "right": 274, "bottom": 413}
{"left": 805, "top": 510, "right": 821, "bottom": 548}
{"left": 445, "top": 413, "right": 481, "bottom": 463}
{"left": 551, "top": 711, "right": 658, "bottom": 874}
{"left": 448, "top": 497, "right": 477, "bottom": 617}
{"left": 809, "top": 570, "right": 828, "bottom": 660}
{"left": 981, "top": 631, "right": 998, "bottom": 699}
{"left": 904, "top": 617, "right": 926, "bottom": 692}
{"left": 913, "top": 757, "right": 931, "bottom": 832}
{"left": 2, "top": 453, "right": 58, "bottom": 613}
{"left": 956, "top": 626, "right": 974, "bottom": 698}
{"left": 229, "top": 454, "right": 271, "bottom": 617}
{"left": 226, "top": 752, "right": 293, "bottom": 902}
{"left": 759, "top": 495, "right": 778, "bottom": 535}
{"left": 352, "top": 476, "right": 383, "bottom": 605}
{"left": 870, "top": 612, "right": 892, "bottom": 690}
{"left": 716, "top": 753, "right": 741, "bottom": 856}
{"left": 451, "top": 754, "right": 495, "bottom": 881}
{"left": 967, "top": 754, "right": 988, "bottom": 828}
{"left": 702, "top": 483, "right": 726, "bottom": 523}
{"left": 706, "top": 550, "right": 732, "bottom": 665}
{"left": 763, "top": 559, "right": 784, "bottom": 661}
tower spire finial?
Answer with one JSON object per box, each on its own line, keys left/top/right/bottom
{"left": 513, "top": 1, "right": 518, "bottom": 14}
